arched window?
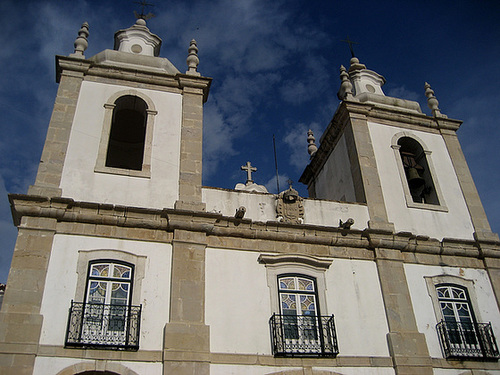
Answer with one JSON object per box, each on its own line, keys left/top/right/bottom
{"left": 66, "top": 260, "right": 141, "bottom": 350}
{"left": 105, "top": 95, "right": 147, "bottom": 171}
{"left": 430, "top": 282, "right": 500, "bottom": 359}
{"left": 278, "top": 274, "right": 319, "bottom": 341}
{"left": 397, "top": 136, "right": 439, "bottom": 205}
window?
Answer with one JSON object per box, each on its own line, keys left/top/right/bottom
{"left": 426, "top": 276, "right": 499, "bottom": 360}
{"left": 392, "top": 133, "right": 447, "bottom": 211}
{"left": 259, "top": 254, "right": 338, "bottom": 357}
{"left": 66, "top": 260, "right": 142, "bottom": 350}
{"left": 105, "top": 96, "right": 147, "bottom": 171}
{"left": 278, "top": 275, "right": 319, "bottom": 342}
{"left": 95, "top": 90, "right": 157, "bottom": 178}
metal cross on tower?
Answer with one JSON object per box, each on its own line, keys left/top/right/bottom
{"left": 134, "top": 0, "right": 155, "bottom": 20}
{"left": 341, "top": 36, "right": 359, "bottom": 58}
{"left": 241, "top": 161, "right": 257, "bottom": 184}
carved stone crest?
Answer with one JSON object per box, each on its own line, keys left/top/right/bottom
{"left": 276, "top": 185, "right": 304, "bottom": 224}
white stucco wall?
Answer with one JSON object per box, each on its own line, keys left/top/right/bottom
{"left": 33, "top": 357, "right": 162, "bottom": 375}
{"left": 326, "top": 258, "right": 390, "bottom": 357}
{"left": 368, "top": 122, "right": 475, "bottom": 240}
{"left": 203, "top": 187, "right": 369, "bottom": 230}
{"left": 206, "top": 249, "right": 389, "bottom": 357}
{"left": 206, "top": 248, "right": 271, "bottom": 354}
{"left": 405, "top": 263, "right": 500, "bottom": 358}
{"left": 314, "top": 134, "right": 357, "bottom": 202}
{"left": 60, "top": 81, "right": 182, "bottom": 209}
{"left": 39, "top": 234, "right": 172, "bottom": 351}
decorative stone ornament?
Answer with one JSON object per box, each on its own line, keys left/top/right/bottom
{"left": 337, "top": 65, "right": 353, "bottom": 100}
{"left": 276, "top": 184, "right": 304, "bottom": 224}
{"left": 70, "top": 22, "right": 89, "bottom": 58}
{"left": 186, "top": 39, "right": 200, "bottom": 76}
{"left": 425, "top": 82, "right": 447, "bottom": 118}
{"left": 307, "top": 129, "right": 318, "bottom": 158}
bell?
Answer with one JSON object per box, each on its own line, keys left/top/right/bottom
{"left": 407, "top": 167, "right": 425, "bottom": 188}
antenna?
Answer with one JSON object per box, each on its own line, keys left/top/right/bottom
{"left": 273, "top": 134, "right": 280, "bottom": 193}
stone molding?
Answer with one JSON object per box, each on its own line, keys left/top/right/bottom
{"left": 9, "top": 194, "right": 500, "bottom": 262}
{"left": 56, "top": 55, "right": 212, "bottom": 102}
{"left": 258, "top": 253, "right": 333, "bottom": 269}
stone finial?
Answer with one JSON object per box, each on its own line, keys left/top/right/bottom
{"left": 307, "top": 129, "right": 318, "bottom": 157}
{"left": 235, "top": 161, "right": 268, "bottom": 193}
{"left": 186, "top": 39, "right": 200, "bottom": 76}
{"left": 70, "top": 22, "right": 89, "bottom": 58}
{"left": 337, "top": 65, "right": 354, "bottom": 100}
{"left": 348, "top": 56, "right": 366, "bottom": 73}
{"left": 425, "top": 82, "right": 445, "bottom": 118}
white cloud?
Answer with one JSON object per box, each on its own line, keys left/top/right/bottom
{"left": 264, "top": 173, "right": 290, "bottom": 194}
{"left": 386, "top": 85, "right": 421, "bottom": 102}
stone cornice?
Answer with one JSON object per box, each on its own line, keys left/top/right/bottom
{"left": 9, "top": 194, "right": 500, "bottom": 261}
{"left": 55, "top": 55, "right": 212, "bottom": 102}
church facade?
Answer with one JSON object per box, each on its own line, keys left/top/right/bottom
{"left": 1, "top": 17, "right": 500, "bottom": 375}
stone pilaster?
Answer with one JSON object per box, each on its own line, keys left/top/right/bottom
{"left": 439, "top": 128, "right": 498, "bottom": 243}
{"left": 369, "top": 233, "right": 433, "bottom": 375}
{"left": 29, "top": 60, "right": 88, "bottom": 197}
{"left": 345, "top": 112, "right": 394, "bottom": 232}
{"left": 0, "top": 216, "right": 57, "bottom": 375}
{"left": 163, "top": 229, "right": 210, "bottom": 375}
{"left": 481, "top": 245, "right": 500, "bottom": 314}
{"left": 175, "top": 76, "right": 210, "bottom": 212}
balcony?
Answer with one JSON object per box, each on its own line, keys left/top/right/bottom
{"left": 65, "top": 301, "right": 141, "bottom": 350}
{"left": 269, "top": 314, "right": 338, "bottom": 357}
{"left": 437, "top": 320, "right": 500, "bottom": 360}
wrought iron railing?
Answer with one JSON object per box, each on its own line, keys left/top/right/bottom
{"left": 65, "top": 301, "right": 141, "bottom": 350}
{"left": 437, "top": 320, "right": 499, "bottom": 360}
{"left": 269, "top": 313, "right": 338, "bottom": 357}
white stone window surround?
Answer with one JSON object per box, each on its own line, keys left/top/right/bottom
{"left": 95, "top": 89, "right": 158, "bottom": 178}
{"left": 391, "top": 131, "right": 448, "bottom": 212}
{"left": 75, "top": 249, "right": 147, "bottom": 306}
{"left": 425, "top": 274, "right": 482, "bottom": 324}
{"left": 258, "top": 254, "right": 332, "bottom": 316}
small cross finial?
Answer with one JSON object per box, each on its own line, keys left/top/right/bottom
{"left": 241, "top": 161, "right": 257, "bottom": 185}
{"left": 134, "top": 0, "right": 155, "bottom": 20}
{"left": 287, "top": 179, "right": 293, "bottom": 188}
{"left": 341, "top": 36, "right": 358, "bottom": 58}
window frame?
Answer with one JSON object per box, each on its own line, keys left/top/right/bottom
{"left": 95, "top": 90, "right": 157, "bottom": 178}
{"left": 425, "top": 275, "right": 482, "bottom": 325}
{"left": 75, "top": 249, "right": 146, "bottom": 306}
{"left": 259, "top": 254, "right": 332, "bottom": 317}
{"left": 391, "top": 132, "right": 447, "bottom": 212}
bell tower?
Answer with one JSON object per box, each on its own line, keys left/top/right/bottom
{"left": 300, "top": 55, "right": 499, "bottom": 375}
{"left": 300, "top": 56, "right": 497, "bottom": 243}
{"left": 29, "top": 18, "right": 210, "bottom": 210}
{"left": 0, "top": 18, "right": 211, "bottom": 375}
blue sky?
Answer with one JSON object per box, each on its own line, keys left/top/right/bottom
{"left": 0, "top": 0, "right": 499, "bottom": 282}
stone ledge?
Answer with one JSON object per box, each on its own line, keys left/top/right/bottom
{"left": 36, "top": 345, "right": 162, "bottom": 362}
{"left": 9, "top": 195, "right": 500, "bottom": 262}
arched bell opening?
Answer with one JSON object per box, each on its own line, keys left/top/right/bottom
{"left": 398, "top": 136, "right": 439, "bottom": 205}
